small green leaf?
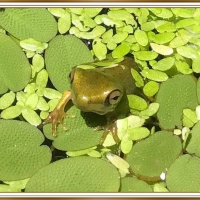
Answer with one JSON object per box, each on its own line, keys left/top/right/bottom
{"left": 149, "top": 32, "right": 175, "bottom": 44}
{"left": 112, "top": 43, "right": 130, "bottom": 58}
{"left": 152, "top": 57, "right": 175, "bottom": 71}
{"left": 1, "top": 105, "right": 22, "bottom": 119}
{"left": 112, "top": 32, "right": 128, "bottom": 44}
{"left": 134, "top": 29, "right": 148, "bottom": 46}
{"left": 131, "top": 68, "right": 144, "bottom": 87}
{"left": 106, "top": 153, "right": 130, "bottom": 174}
{"left": 141, "top": 69, "right": 168, "bottom": 82}
{"left": 67, "top": 147, "right": 95, "bottom": 157}
{"left": 171, "top": 8, "right": 195, "bottom": 18}
{"left": 25, "top": 93, "right": 39, "bottom": 110}
{"left": 176, "top": 18, "right": 198, "bottom": 29}
{"left": 140, "top": 102, "right": 160, "bottom": 117}
{"left": 102, "top": 29, "right": 113, "bottom": 43}
{"left": 32, "top": 54, "right": 44, "bottom": 73}
{"left": 87, "top": 150, "right": 101, "bottom": 158}
{"left": 58, "top": 12, "right": 71, "bottom": 34}
{"left": 48, "top": 8, "right": 66, "bottom": 17}
{"left": 156, "top": 22, "right": 176, "bottom": 33}
{"left": 36, "top": 69, "right": 48, "bottom": 88}
{"left": 0, "top": 91, "right": 15, "bottom": 109}
{"left": 20, "top": 38, "right": 48, "bottom": 53}
{"left": 127, "top": 95, "right": 148, "bottom": 111}
{"left": 134, "top": 51, "right": 158, "bottom": 61}
{"left": 175, "top": 61, "right": 192, "bottom": 74}
{"left": 150, "top": 43, "right": 173, "bottom": 56}
{"left": 92, "top": 39, "right": 107, "bottom": 60}
{"left": 141, "top": 21, "right": 155, "bottom": 31}
{"left": 120, "top": 137, "right": 133, "bottom": 154}
{"left": 192, "top": 56, "right": 200, "bottom": 73}
{"left": 127, "top": 127, "right": 150, "bottom": 141}
{"left": 176, "top": 46, "right": 198, "bottom": 59}
{"left": 143, "top": 81, "right": 159, "bottom": 97}
{"left": 22, "top": 108, "right": 41, "bottom": 126}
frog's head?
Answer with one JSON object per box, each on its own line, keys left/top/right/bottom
{"left": 68, "top": 67, "right": 124, "bottom": 115}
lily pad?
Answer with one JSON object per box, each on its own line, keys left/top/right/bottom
{"left": 126, "top": 131, "right": 182, "bottom": 178}
{"left": 0, "top": 33, "right": 31, "bottom": 94}
{"left": 185, "top": 121, "right": 200, "bottom": 157}
{"left": 156, "top": 74, "right": 198, "bottom": 130}
{"left": 0, "top": 120, "right": 51, "bottom": 181}
{"left": 25, "top": 156, "right": 120, "bottom": 192}
{"left": 45, "top": 35, "right": 93, "bottom": 92}
{"left": 120, "top": 176, "right": 152, "bottom": 192}
{"left": 166, "top": 155, "right": 200, "bottom": 192}
{"left": 0, "top": 8, "right": 57, "bottom": 42}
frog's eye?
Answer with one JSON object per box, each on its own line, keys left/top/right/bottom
{"left": 107, "top": 90, "right": 121, "bottom": 105}
{"left": 68, "top": 68, "right": 76, "bottom": 84}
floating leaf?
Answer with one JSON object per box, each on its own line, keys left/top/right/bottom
{"left": 120, "top": 177, "right": 152, "bottom": 192}
{"left": 134, "top": 51, "right": 158, "bottom": 61}
{"left": 0, "top": 33, "right": 31, "bottom": 94}
{"left": 0, "top": 120, "right": 51, "bottom": 181}
{"left": 93, "top": 38, "right": 107, "bottom": 60}
{"left": 25, "top": 156, "right": 120, "bottom": 192}
{"left": 150, "top": 43, "right": 173, "bottom": 56}
{"left": 0, "top": 91, "right": 15, "bottom": 110}
{"left": 0, "top": 8, "right": 57, "bottom": 42}
{"left": 166, "top": 155, "right": 200, "bottom": 192}
{"left": 106, "top": 153, "right": 130, "bottom": 174}
{"left": 143, "top": 81, "right": 159, "bottom": 97}
{"left": 186, "top": 121, "right": 200, "bottom": 157}
{"left": 127, "top": 95, "right": 148, "bottom": 111}
{"left": 171, "top": 8, "right": 195, "bottom": 18}
{"left": 176, "top": 46, "right": 198, "bottom": 59}
{"left": 126, "top": 131, "right": 182, "bottom": 178}
{"left": 156, "top": 74, "right": 198, "bottom": 130}
{"left": 134, "top": 29, "right": 148, "bottom": 46}
{"left": 58, "top": 12, "right": 71, "bottom": 34}
{"left": 112, "top": 43, "right": 130, "bottom": 58}
{"left": 152, "top": 57, "right": 175, "bottom": 71}
{"left": 141, "top": 69, "right": 168, "bottom": 82}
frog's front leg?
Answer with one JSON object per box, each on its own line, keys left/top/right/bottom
{"left": 99, "top": 121, "right": 120, "bottom": 145}
{"left": 44, "top": 90, "right": 71, "bottom": 137}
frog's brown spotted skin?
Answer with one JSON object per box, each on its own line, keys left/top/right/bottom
{"left": 44, "top": 57, "right": 139, "bottom": 144}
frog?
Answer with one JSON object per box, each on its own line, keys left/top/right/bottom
{"left": 44, "top": 56, "right": 139, "bottom": 144}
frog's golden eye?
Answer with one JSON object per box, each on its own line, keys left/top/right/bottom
{"left": 107, "top": 90, "right": 121, "bottom": 105}
{"left": 68, "top": 68, "right": 76, "bottom": 84}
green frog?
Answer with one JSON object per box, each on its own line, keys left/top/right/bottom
{"left": 44, "top": 57, "right": 139, "bottom": 144}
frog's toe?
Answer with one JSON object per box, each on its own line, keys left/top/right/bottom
{"left": 44, "top": 109, "right": 67, "bottom": 137}
{"left": 99, "top": 122, "right": 120, "bottom": 145}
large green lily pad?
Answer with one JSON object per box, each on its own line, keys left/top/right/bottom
{"left": 0, "top": 8, "right": 57, "bottom": 42}
{"left": 0, "top": 120, "right": 52, "bottom": 181}
{"left": 0, "top": 33, "right": 31, "bottom": 94}
{"left": 126, "top": 131, "right": 182, "bottom": 178}
{"left": 25, "top": 156, "right": 120, "bottom": 192}
{"left": 156, "top": 74, "right": 198, "bottom": 130}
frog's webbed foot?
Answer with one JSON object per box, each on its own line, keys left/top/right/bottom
{"left": 43, "top": 108, "right": 67, "bottom": 137}
{"left": 99, "top": 122, "right": 120, "bottom": 145}
{"left": 43, "top": 90, "right": 71, "bottom": 137}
